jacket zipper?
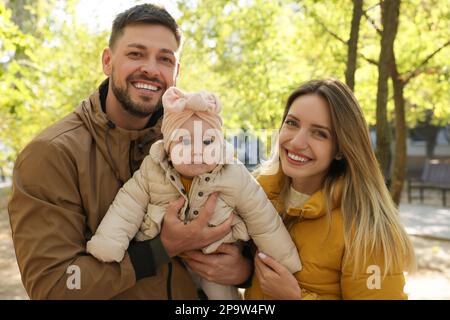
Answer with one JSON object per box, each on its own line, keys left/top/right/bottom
{"left": 183, "top": 176, "right": 197, "bottom": 224}
{"left": 128, "top": 140, "right": 135, "bottom": 176}
{"left": 183, "top": 205, "right": 190, "bottom": 224}
{"left": 167, "top": 261, "right": 173, "bottom": 300}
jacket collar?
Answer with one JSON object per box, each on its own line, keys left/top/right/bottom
{"left": 257, "top": 164, "right": 343, "bottom": 220}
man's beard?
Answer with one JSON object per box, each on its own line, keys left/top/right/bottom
{"left": 110, "top": 72, "right": 163, "bottom": 118}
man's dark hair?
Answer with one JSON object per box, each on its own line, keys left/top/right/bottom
{"left": 109, "top": 4, "right": 182, "bottom": 49}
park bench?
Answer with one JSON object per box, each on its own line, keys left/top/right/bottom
{"left": 407, "top": 159, "right": 450, "bottom": 207}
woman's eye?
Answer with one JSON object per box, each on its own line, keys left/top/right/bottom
{"left": 284, "top": 119, "right": 297, "bottom": 127}
{"left": 314, "top": 131, "right": 328, "bottom": 138}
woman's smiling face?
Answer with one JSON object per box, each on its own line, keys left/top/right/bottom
{"left": 279, "top": 94, "right": 336, "bottom": 194}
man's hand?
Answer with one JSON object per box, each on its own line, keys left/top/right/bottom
{"left": 182, "top": 243, "right": 252, "bottom": 286}
{"left": 160, "top": 193, "right": 233, "bottom": 257}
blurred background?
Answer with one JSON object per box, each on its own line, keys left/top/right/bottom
{"left": 0, "top": 0, "right": 449, "bottom": 299}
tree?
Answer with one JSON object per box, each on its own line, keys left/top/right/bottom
{"left": 363, "top": 0, "right": 450, "bottom": 204}
{"left": 390, "top": 40, "right": 450, "bottom": 204}
{"left": 412, "top": 110, "right": 440, "bottom": 158}
{"left": 0, "top": 2, "right": 33, "bottom": 166}
{"left": 0, "top": 1, "right": 107, "bottom": 162}
{"left": 345, "top": 0, "right": 364, "bottom": 91}
{"left": 2, "top": 0, "right": 448, "bottom": 190}
{"left": 375, "top": 0, "right": 400, "bottom": 181}
{"left": 177, "top": 0, "right": 309, "bottom": 132}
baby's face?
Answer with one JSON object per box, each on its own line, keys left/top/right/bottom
{"left": 169, "top": 115, "right": 222, "bottom": 178}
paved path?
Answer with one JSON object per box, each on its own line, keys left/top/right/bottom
{"left": 399, "top": 203, "right": 450, "bottom": 240}
{"left": 0, "top": 189, "right": 28, "bottom": 299}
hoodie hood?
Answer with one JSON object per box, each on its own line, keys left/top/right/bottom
{"left": 75, "top": 80, "right": 163, "bottom": 184}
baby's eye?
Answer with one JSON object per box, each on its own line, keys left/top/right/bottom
{"left": 179, "top": 136, "right": 192, "bottom": 145}
{"left": 203, "top": 136, "right": 215, "bottom": 145}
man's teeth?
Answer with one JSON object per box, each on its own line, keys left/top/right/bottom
{"left": 134, "top": 83, "right": 158, "bottom": 91}
{"left": 287, "top": 152, "right": 310, "bottom": 162}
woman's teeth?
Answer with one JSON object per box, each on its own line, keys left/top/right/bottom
{"left": 287, "top": 151, "right": 310, "bottom": 162}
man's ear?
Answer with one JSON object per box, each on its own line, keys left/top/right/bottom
{"left": 173, "top": 62, "right": 180, "bottom": 86}
{"left": 102, "top": 48, "right": 112, "bottom": 76}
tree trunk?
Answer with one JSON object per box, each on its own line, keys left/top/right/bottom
{"left": 414, "top": 110, "right": 439, "bottom": 158}
{"left": 425, "top": 129, "right": 439, "bottom": 158}
{"left": 376, "top": 0, "right": 400, "bottom": 181}
{"left": 390, "top": 51, "right": 406, "bottom": 205}
{"left": 345, "top": 0, "right": 363, "bottom": 91}
{"left": 5, "top": 0, "right": 34, "bottom": 32}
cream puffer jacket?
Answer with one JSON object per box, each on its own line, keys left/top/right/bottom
{"left": 87, "top": 140, "right": 301, "bottom": 274}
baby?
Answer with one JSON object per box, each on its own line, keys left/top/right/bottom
{"left": 87, "top": 87, "right": 301, "bottom": 300}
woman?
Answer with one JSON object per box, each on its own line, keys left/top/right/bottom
{"left": 245, "top": 79, "right": 415, "bottom": 299}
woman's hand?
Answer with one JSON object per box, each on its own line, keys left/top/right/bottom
{"left": 182, "top": 243, "right": 252, "bottom": 286}
{"left": 254, "top": 252, "right": 302, "bottom": 300}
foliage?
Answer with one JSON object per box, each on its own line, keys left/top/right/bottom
{"left": 177, "top": 0, "right": 449, "bottom": 129}
{"left": 0, "top": 0, "right": 448, "bottom": 170}
{"left": 0, "top": 1, "right": 107, "bottom": 166}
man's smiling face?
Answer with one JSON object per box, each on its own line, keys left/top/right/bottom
{"left": 103, "top": 23, "right": 179, "bottom": 117}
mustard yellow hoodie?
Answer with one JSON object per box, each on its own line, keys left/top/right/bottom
{"left": 245, "top": 168, "right": 408, "bottom": 300}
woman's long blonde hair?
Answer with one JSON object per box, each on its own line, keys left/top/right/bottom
{"left": 260, "top": 79, "right": 415, "bottom": 276}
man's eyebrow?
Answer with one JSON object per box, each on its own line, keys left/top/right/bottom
{"left": 126, "top": 43, "right": 176, "bottom": 56}
{"left": 127, "top": 43, "right": 146, "bottom": 50}
{"left": 286, "top": 114, "right": 331, "bottom": 133}
{"left": 161, "top": 48, "right": 176, "bottom": 56}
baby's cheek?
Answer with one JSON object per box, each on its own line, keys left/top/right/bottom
{"left": 172, "top": 164, "right": 190, "bottom": 177}
{"left": 198, "top": 163, "right": 218, "bottom": 174}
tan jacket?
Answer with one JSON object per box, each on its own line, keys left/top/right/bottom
{"left": 8, "top": 80, "right": 199, "bottom": 299}
{"left": 87, "top": 140, "right": 302, "bottom": 275}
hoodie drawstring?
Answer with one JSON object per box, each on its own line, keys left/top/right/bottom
{"left": 105, "top": 120, "right": 124, "bottom": 187}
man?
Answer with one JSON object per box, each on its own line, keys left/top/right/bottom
{"left": 8, "top": 4, "right": 251, "bottom": 299}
